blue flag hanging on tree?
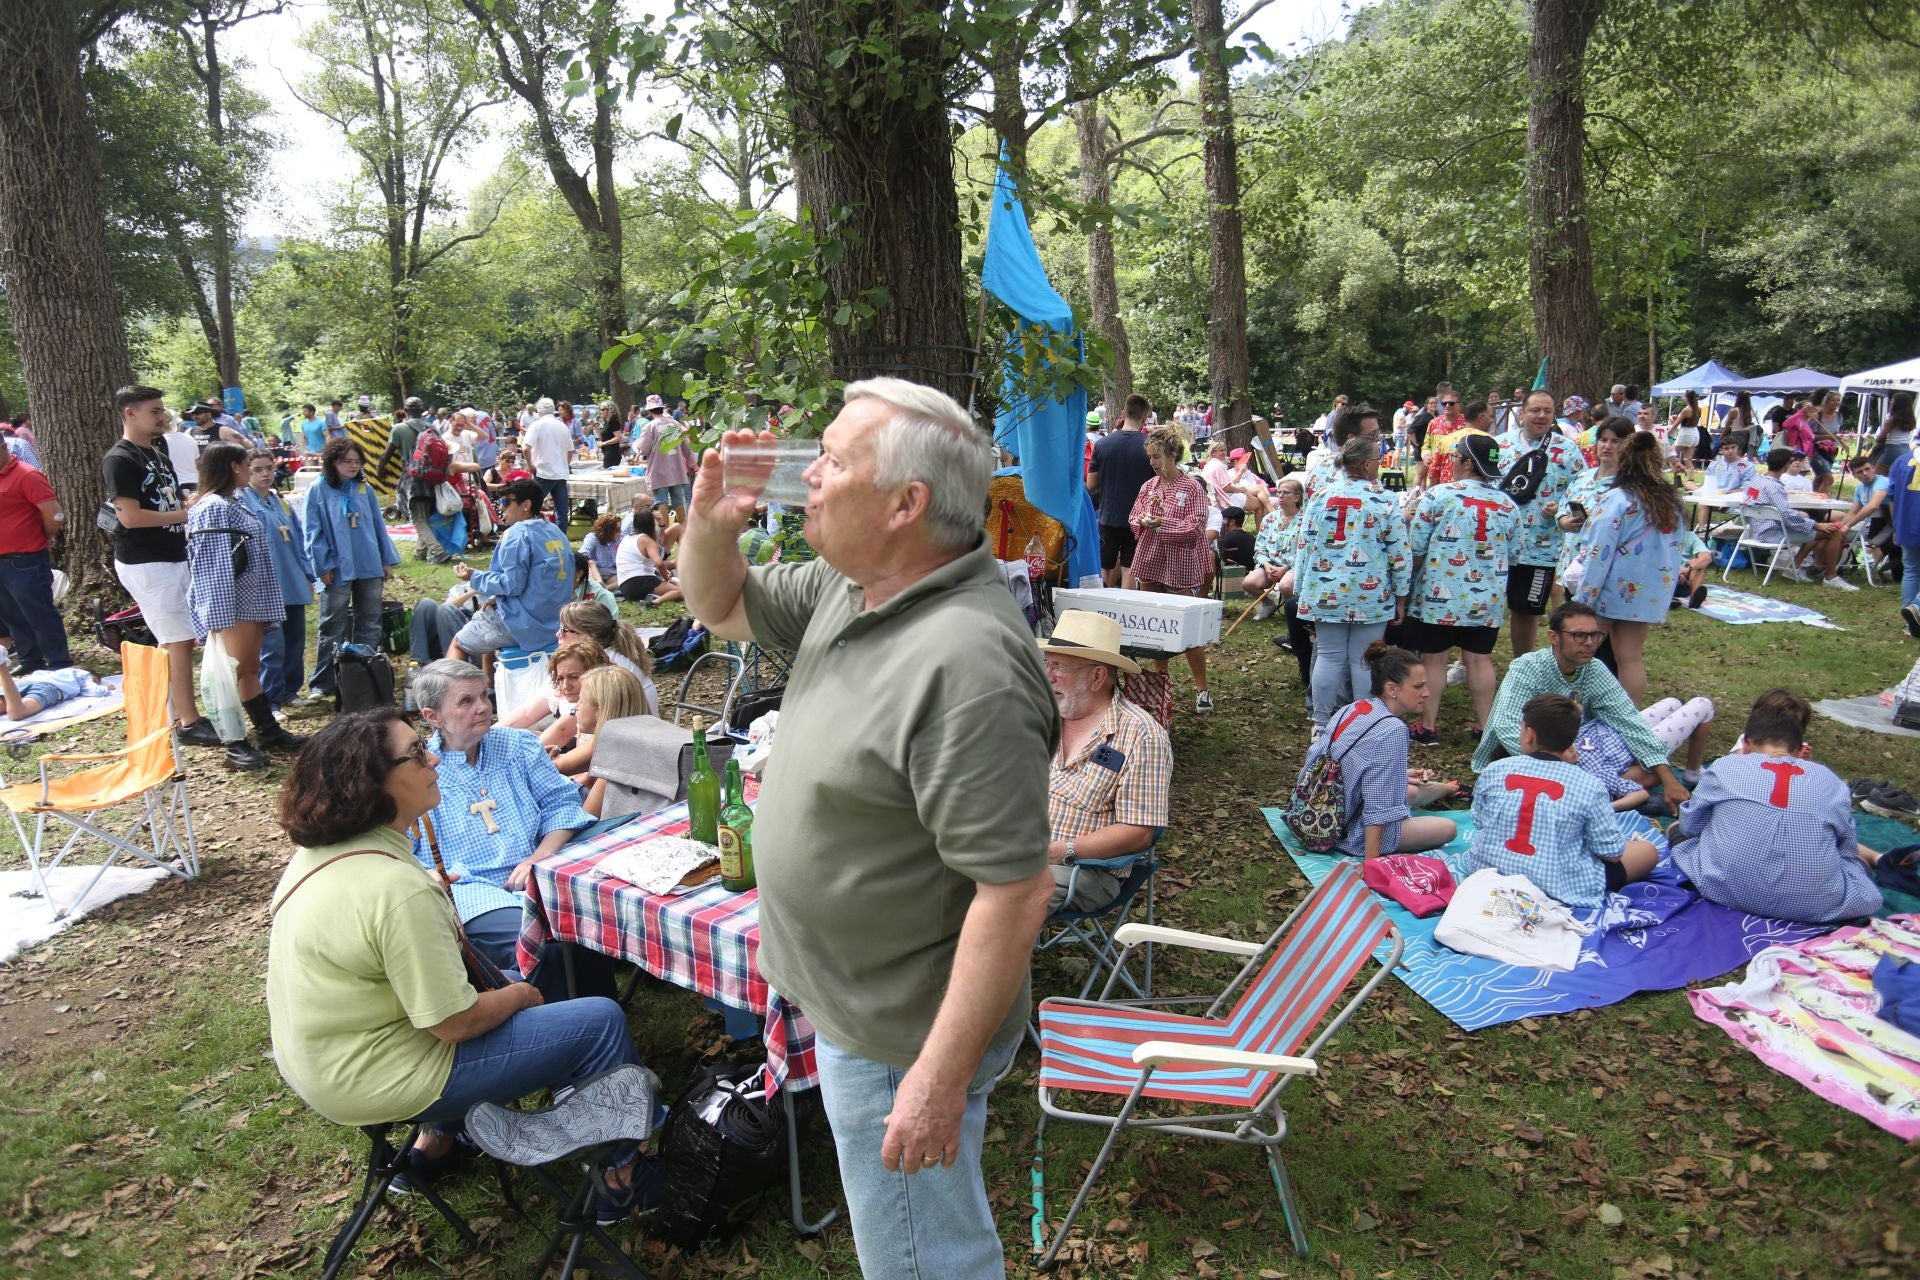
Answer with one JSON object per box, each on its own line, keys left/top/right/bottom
{"left": 981, "top": 149, "right": 1103, "bottom": 588}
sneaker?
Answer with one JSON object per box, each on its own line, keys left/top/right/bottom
{"left": 1863, "top": 785, "right": 1920, "bottom": 819}
{"left": 1270, "top": 634, "right": 1294, "bottom": 654}
{"left": 592, "top": 1154, "right": 664, "bottom": 1225}
{"left": 1689, "top": 584, "right": 1709, "bottom": 610}
{"left": 390, "top": 1134, "right": 475, "bottom": 1197}
{"left": 175, "top": 718, "right": 223, "bottom": 748}
{"left": 1823, "top": 576, "right": 1860, "bottom": 592}
{"left": 1408, "top": 723, "right": 1441, "bottom": 748}
{"left": 1446, "top": 661, "right": 1466, "bottom": 687}
{"left": 1195, "top": 690, "right": 1214, "bottom": 713}
{"left": 1252, "top": 598, "right": 1280, "bottom": 621}
{"left": 1682, "top": 768, "right": 1703, "bottom": 788}
{"left": 223, "top": 739, "right": 270, "bottom": 772}
{"left": 1851, "top": 777, "right": 1877, "bottom": 806}
{"left": 1903, "top": 603, "right": 1920, "bottom": 639}
{"left": 1780, "top": 564, "right": 1812, "bottom": 584}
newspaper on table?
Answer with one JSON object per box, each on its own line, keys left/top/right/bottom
{"left": 592, "top": 835, "right": 721, "bottom": 896}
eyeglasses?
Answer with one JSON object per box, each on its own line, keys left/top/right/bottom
{"left": 1555, "top": 629, "right": 1606, "bottom": 643}
{"left": 391, "top": 738, "right": 433, "bottom": 768}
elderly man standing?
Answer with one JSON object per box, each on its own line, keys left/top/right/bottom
{"left": 681, "top": 378, "right": 1056, "bottom": 1279}
{"left": 1037, "top": 612, "right": 1170, "bottom": 912}
{"left": 524, "top": 397, "right": 575, "bottom": 526}
{"left": 410, "top": 658, "right": 593, "bottom": 971}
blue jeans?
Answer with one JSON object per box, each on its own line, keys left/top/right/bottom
{"left": 464, "top": 906, "right": 522, "bottom": 972}
{"left": 538, "top": 478, "right": 570, "bottom": 526}
{"left": 310, "top": 576, "right": 385, "bottom": 696}
{"left": 1309, "top": 620, "right": 1387, "bottom": 727}
{"left": 1902, "top": 545, "right": 1920, "bottom": 609}
{"left": 411, "top": 598, "right": 471, "bottom": 665}
{"left": 407, "top": 996, "right": 639, "bottom": 1139}
{"left": 0, "top": 549, "right": 71, "bottom": 672}
{"left": 814, "top": 1028, "right": 1021, "bottom": 1280}
{"left": 258, "top": 604, "right": 307, "bottom": 707}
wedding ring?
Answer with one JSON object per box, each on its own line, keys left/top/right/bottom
{"left": 921, "top": 1154, "right": 938, "bottom": 1166}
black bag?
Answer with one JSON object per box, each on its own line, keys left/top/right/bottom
{"left": 648, "top": 616, "right": 708, "bottom": 672}
{"left": 726, "top": 685, "right": 784, "bottom": 734}
{"left": 95, "top": 499, "right": 121, "bottom": 536}
{"left": 653, "top": 1058, "right": 789, "bottom": 1249}
{"left": 190, "top": 525, "right": 251, "bottom": 579}
{"left": 335, "top": 644, "right": 395, "bottom": 713}
{"left": 1499, "top": 443, "right": 1550, "bottom": 505}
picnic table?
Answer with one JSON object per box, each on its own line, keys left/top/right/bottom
{"left": 563, "top": 468, "right": 650, "bottom": 516}
{"left": 515, "top": 791, "right": 841, "bottom": 1234}
{"left": 1683, "top": 489, "right": 1853, "bottom": 515}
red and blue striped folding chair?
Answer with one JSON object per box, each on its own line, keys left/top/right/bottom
{"left": 1030, "top": 860, "right": 1401, "bottom": 1268}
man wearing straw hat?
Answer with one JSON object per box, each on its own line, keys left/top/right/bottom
{"left": 1038, "top": 611, "right": 1171, "bottom": 912}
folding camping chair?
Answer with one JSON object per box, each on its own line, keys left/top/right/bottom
{"left": 1034, "top": 843, "right": 1160, "bottom": 1002}
{"left": 1030, "top": 861, "right": 1401, "bottom": 1268}
{"left": 1722, "top": 497, "right": 1797, "bottom": 587}
{"left": 2, "top": 643, "right": 198, "bottom": 918}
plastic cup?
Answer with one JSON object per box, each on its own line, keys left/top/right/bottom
{"left": 721, "top": 439, "right": 819, "bottom": 507}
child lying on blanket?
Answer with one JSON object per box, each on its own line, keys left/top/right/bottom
{"left": 0, "top": 663, "right": 97, "bottom": 721}
{"left": 1467, "top": 693, "right": 1660, "bottom": 907}
{"left": 1671, "top": 689, "right": 1884, "bottom": 924}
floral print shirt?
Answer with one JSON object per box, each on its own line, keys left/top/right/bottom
{"left": 1252, "top": 510, "right": 1299, "bottom": 570}
{"left": 1496, "top": 427, "right": 1588, "bottom": 568}
{"left": 1569, "top": 485, "right": 1684, "bottom": 624}
{"left": 1289, "top": 475, "right": 1410, "bottom": 625}
{"left": 1407, "top": 479, "right": 1521, "bottom": 627}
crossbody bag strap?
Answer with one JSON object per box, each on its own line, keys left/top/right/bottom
{"left": 269, "top": 849, "right": 402, "bottom": 917}
{"left": 1330, "top": 711, "right": 1395, "bottom": 766}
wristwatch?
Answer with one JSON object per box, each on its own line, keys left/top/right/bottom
{"left": 1063, "top": 839, "right": 1078, "bottom": 866}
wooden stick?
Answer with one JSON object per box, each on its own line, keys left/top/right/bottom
{"left": 1219, "top": 585, "right": 1274, "bottom": 642}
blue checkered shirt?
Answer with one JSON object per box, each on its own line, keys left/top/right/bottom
{"left": 413, "top": 727, "right": 595, "bottom": 924}
{"left": 1671, "top": 755, "right": 1881, "bottom": 924}
{"left": 1467, "top": 755, "right": 1624, "bottom": 908}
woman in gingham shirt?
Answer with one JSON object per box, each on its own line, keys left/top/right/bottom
{"left": 186, "top": 443, "right": 302, "bottom": 766}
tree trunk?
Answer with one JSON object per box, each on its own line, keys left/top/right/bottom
{"left": 1077, "top": 99, "right": 1131, "bottom": 425}
{"left": 198, "top": 14, "right": 240, "bottom": 392}
{"left": 781, "top": 0, "right": 973, "bottom": 403}
{"left": 0, "top": 0, "right": 132, "bottom": 591}
{"left": 1525, "top": 0, "right": 1606, "bottom": 408}
{"left": 1645, "top": 284, "right": 1657, "bottom": 393}
{"left": 1192, "top": 0, "right": 1250, "bottom": 434}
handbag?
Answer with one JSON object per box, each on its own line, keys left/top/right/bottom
{"left": 190, "top": 525, "right": 251, "bottom": 579}
{"left": 653, "top": 1057, "right": 790, "bottom": 1248}
{"left": 1283, "top": 713, "right": 1395, "bottom": 852}
{"left": 415, "top": 812, "right": 511, "bottom": 992}
{"left": 96, "top": 499, "right": 121, "bottom": 536}
{"left": 436, "top": 482, "right": 464, "bottom": 516}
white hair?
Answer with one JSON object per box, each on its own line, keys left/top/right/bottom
{"left": 535, "top": 396, "right": 555, "bottom": 415}
{"left": 413, "top": 658, "right": 487, "bottom": 712}
{"left": 844, "top": 377, "right": 992, "bottom": 552}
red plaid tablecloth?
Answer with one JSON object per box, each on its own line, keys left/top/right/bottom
{"left": 516, "top": 788, "right": 818, "bottom": 1090}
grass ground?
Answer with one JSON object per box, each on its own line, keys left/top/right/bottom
{"left": 3, "top": 539, "right": 1919, "bottom": 1280}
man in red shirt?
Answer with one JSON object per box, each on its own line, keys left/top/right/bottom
{"left": 0, "top": 444, "right": 69, "bottom": 676}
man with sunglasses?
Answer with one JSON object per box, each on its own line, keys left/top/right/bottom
{"left": 1471, "top": 601, "right": 1692, "bottom": 812}
{"left": 1414, "top": 391, "right": 1469, "bottom": 489}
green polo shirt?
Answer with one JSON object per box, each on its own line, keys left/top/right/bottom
{"left": 743, "top": 539, "right": 1058, "bottom": 1068}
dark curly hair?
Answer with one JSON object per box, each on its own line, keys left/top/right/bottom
{"left": 278, "top": 709, "right": 408, "bottom": 847}
{"left": 319, "top": 437, "right": 365, "bottom": 489}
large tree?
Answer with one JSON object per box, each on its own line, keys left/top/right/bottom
{"left": 458, "top": 0, "right": 634, "bottom": 411}
{"left": 1191, "top": 0, "right": 1250, "bottom": 432}
{"left": 296, "top": 0, "right": 501, "bottom": 403}
{"left": 1525, "top": 0, "right": 1606, "bottom": 405}
{"left": 0, "top": 0, "right": 135, "bottom": 588}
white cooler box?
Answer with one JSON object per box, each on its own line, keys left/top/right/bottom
{"left": 1052, "top": 588, "right": 1222, "bottom": 655}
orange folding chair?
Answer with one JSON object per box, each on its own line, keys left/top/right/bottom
{"left": 3, "top": 643, "right": 199, "bottom": 918}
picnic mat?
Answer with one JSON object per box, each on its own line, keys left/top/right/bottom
{"left": 0, "top": 865, "right": 170, "bottom": 964}
{"left": 1812, "top": 694, "right": 1920, "bottom": 740}
{"left": 0, "top": 675, "right": 125, "bottom": 746}
{"left": 1695, "top": 586, "right": 1842, "bottom": 629}
{"left": 1263, "top": 806, "right": 1825, "bottom": 1031}
{"left": 1688, "top": 915, "right": 1920, "bottom": 1140}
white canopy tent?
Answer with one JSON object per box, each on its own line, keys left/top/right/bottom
{"left": 1838, "top": 355, "right": 1920, "bottom": 445}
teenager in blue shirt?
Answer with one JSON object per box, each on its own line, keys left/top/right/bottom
{"left": 450, "top": 479, "right": 573, "bottom": 660}
{"left": 240, "top": 449, "right": 317, "bottom": 709}
{"left": 1467, "top": 694, "right": 1659, "bottom": 908}
{"left": 303, "top": 439, "right": 399, "bottom": 697}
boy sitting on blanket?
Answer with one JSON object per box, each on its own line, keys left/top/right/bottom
{"left": 1671, "top": 689, "right": 1884, "bottom": 924}
{"left": 1467, "top": 694, "right": 1660, "bottom": 907}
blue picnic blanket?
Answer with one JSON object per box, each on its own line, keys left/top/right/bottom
{"left": 1262, "top": 806, "right": 1826, "bottom": 1031}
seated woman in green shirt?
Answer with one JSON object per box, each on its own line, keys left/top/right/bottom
{"left": 266, "top": 709, "right": 657, "bottom": 1220}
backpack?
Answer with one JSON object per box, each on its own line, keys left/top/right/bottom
{"left": 1499, "top": 441, "right": 1551, "bottom": 505}
{"left": 648, "top": 616, "right": 708, "bottom": 671}
{"left": 1283, "top": 712, "right": 1395, "bottom": 852}
{"left": 410, "top": 429, "right": 452, "bottom": 487}
{"left": 653, "top": 1058, "right": 789, "bottom": 1249}
{"left": 334, "top": 643, "right": 395, "bottom": 713}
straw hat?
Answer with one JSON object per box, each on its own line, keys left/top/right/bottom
{"left": 1038, "top": 611, "right": 1139, "bottom": 674}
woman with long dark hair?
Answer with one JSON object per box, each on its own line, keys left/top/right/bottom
{"left": 186, "top": 443, "right": 302, "bottom": 768}
{"left": 1672, "top": 389, "right": 1704, "bottom": 476}
{"left": 1722, "top": 391, "right": 1755, "bottom": 457}
{"left": 302, "top": 438, "right": 399, "bottom": 699}
{"left": 266, "top": 710, "right": 655, "bottom": 1217}
{"left": 1568, "top": 432, "right": 1683, "bottom": 706}
{"left": 1876, "top": 392, "right": 1916, "bottom": 472}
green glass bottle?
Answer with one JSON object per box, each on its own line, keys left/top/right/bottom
{"left": 687, "top": 728, "right": 721, "bottom": 845}
{"left": 718, "top": 758, "right": 756, "bottom": 892}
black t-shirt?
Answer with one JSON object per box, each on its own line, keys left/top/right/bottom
{"left": 1218, "top": 526, "right": 1256, "bottom": 569}
{"left": 599, "top": 420, "right": 624, "bottom": 469}
{"left": 1409, "top": 408, "right": 1437, "bottom": 452}
{"left": 1090, "top": 429, "right": 1153, "bottom": 527}
{"left": 102, "top": 438, "right": 186, "bottom": 564}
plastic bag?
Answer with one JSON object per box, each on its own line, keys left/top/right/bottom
{"left": 654, "top": 1058, "right": 788, "bottom": 1249}
{"left": 199, "top": 633, "right": 247, "bottom": 742}
{"left": 435, "top": 482, "right": 463, "bottom": 516}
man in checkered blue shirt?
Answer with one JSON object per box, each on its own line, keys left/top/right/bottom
{"left": 1467, "top": 694, "right": 1659, "bottom": 909}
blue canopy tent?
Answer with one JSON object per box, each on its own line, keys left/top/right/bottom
{"left": 1709, "top": 366, "right": 1841, "bottom": 394}
{"left": 1650, "top": 360, "right": 1741, "bottom": 398}
{"left": 981, "top": 153, "right": 1103, "bottom": 587}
